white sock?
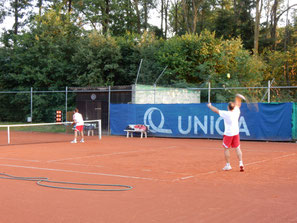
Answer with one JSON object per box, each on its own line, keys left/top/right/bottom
{"left": 226, "top": 163, "right": 231, "bottom": 166}
{"left": 239, "top": 161, "right": 243, "bottom": 166}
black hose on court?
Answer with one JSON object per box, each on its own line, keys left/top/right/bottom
{"left": 0, "top": 172, "right": 133, "bottom": 191}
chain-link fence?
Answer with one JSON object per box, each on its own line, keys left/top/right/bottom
{"left": 0, "top": 83, "right": 296, "bottom": 136}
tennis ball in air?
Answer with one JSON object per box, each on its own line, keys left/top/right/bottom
{"left": 227, "top": 73, "right": 231, "bottom": 79}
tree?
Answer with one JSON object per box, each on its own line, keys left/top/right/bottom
{"left": 270, "top": 1, "right": 297, "bottom": 49}
{"left": 254, "top": 0, "right": 263, "bottom": 54}
{"left": 0, "top": 9, "right": 82, "bottom": 121}
{"left": 0, "top": 1, "right": 6, "bottom": 24}
{"left": 157, "top": 31, "right": 265, "bottom": 90}
{"left": 72, "top": 32, "right": 122, "bottom": 86}
{"left": 8, "top": 0, "right": 33, "bottom": 35}
{"left": 133, "top": 0, "right": 141, "bottom": 33}
{"left": 233, "top": 0, "right": 255, "bottom": 50}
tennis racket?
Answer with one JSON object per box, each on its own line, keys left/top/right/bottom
{"left": 236, "top": 93, "right": 259, "bottom": 112}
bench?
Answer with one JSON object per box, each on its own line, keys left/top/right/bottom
{"left": 84, "top": 123, "right": 97, "bottom": 136}
{"left": 124, "top": 125, "right": 149, "bottom": 138}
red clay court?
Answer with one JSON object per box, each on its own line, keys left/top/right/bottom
{"left": 0, "top": 133, "right": 296, "bottom": 223}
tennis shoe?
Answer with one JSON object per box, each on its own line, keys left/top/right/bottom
{"left": 71, "top": 140, "right": 77, "bottom": 144}
{"left": 80, "top": 139, "right": 85, "bottom": 143}
{"left": 222, "top": 165, "right": 232, "bottom": 171}
{"left": 240, "top": 165, "right": 244, "bottom": 172}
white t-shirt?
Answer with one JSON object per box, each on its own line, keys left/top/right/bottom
{"left": 219, "top": 106, "right": 240, "bottom": 136}
{"left": 73, "top": 112, "right": 84, "bottom": 126}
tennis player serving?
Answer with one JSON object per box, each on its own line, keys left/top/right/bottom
{"left": 207, "top": 94, "right": 245, "bottom": 172}
{"left": 71, "top": 108, "right": 85, "bottom": 143}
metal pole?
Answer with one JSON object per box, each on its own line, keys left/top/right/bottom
{"left": 208, "top": 82, "right": 211, "bottom": 103}
{"left": 108, "top": 86, "right": 111, "bottom": 135}
{"left": 7, "top": 126, "right": 10, "bottom": 144}
{"left": 98, "top": 120, "right": 102, "bottom": 140}
{"left": 154, "top": 84, "right": 156, "bottom": 104}
{"left": 154, "top": 66, "right": 168, "bottom": 86}
{"left": 65, "top": 86, "right": 68, "bottom": 122}
{"left": 30, "top": 87, "right": 33, "bottom": 122}
{"left": 261, "top": 78, "right": 274, "bottom": 102}
{"left": 268, "top": 80, "right": 271, "bottom": 103}
{"left": 135, "top": 59, "right": 143, "bottom": 85}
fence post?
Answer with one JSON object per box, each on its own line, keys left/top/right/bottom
{"left": 108, "top": 86, "right": 111, "bottom": 135}
{"left": 268, "top": 80, "right": 271, "bottom": 103}
{"left": 208, "top": 82, "right": 211, "bottom": 103}
{"left": 30, "top": 87, "right": 33, "bottom": 122}
{"left": 65, "top": 86, "right": 68, "bottom": 122}
{"left": 154, "top": 84, "right": 156, "bottom": 104}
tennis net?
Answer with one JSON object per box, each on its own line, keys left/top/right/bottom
{"left": 0, "top": 120, "right": 101, "bottom": 145}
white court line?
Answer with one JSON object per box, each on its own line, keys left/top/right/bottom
{"left": 0, "top": 157, "right": 105, "bottom": 168}
{"left": 180, "top": 176, "right": 194, "bottom": 180}
{"left": 272, "top": 153, "right": 297, "bottom": 159}
{"left": 0, "top": 156, "right": 191, "bottom": 176}
{"left": 173, "top": 171, "right": 218, "bottom": 182}
{"left": 0, "top": 157, "right": 41, "bottom": 162}
{"left": 152, "top": 145, "right": 293, "bottom": 154}
{"left": 54, "top": 162, "right": 105, "bottom": 168}
{"left": 173, "top": 153, "right": 297, "bottom": 182}
{"left": 47, "top": 150, "right": 154, "bottom": 163}
{"left": 245, "top": 153, "right": 297, "bottom": 166}
{"left": 243, "top": 149, "right": 291, "bottom": 153}
{"left": 0, "top": 163, "right": 163, "bottom": 181}
{"left": 47, "top": 145, "right": 178, "bottom": 163}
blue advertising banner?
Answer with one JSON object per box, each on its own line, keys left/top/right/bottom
{"left": 110, "top": 103, "right": 293, "bottom": 141}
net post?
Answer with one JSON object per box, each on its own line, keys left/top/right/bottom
{"left": 98, "top": 120, "right": 102, "bottom": 140}
{"left": 7, "top": 126, "right": 10, "bottom": 144}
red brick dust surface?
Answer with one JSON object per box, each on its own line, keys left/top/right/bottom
{"left": 0, "top": 134, "right": 296, "bottom": 223}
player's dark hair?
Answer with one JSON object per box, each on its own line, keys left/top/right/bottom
{"left": 75, "top": 108, "right": 79, "bottom": 113}
{"left": 228, "top": 102, "right": 235, "bottom": 111}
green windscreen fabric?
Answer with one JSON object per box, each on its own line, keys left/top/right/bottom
{"left": 293, "top": 103, "right": 297, "bottom": 140}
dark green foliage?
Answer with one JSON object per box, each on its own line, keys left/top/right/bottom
{"left": 0, "top": 0, "right": 295, "bottom": 122}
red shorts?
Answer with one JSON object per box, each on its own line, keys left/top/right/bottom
{"left": 222, "top": 134, "right": 240, "bottom": 149}
{"left": 75, "top": 125, "right": 84, "bottom": 132}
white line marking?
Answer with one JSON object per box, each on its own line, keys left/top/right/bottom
{"left": 47, "top": 150, "right": 152, "bottom": 162}
{"left": 272, "top": 153, "right": 296, "bottom": 159}
{"left": 0, "top": 157, "right": 41, "bottom": 162}
{"left": 180, "top": 176, "right": 194, "bottom": 180}
{"left": 173, "top": 153, "right": 297, "bottom": 181}
{"left": 0, "top": 158, "right": 105, "bottom": 168}
{"left": 0, "top": 164, "right": 162, "bottom": 181}
{"left": 245, "top": 153, "right": 297, "bottom": 166}
{"left": 244, "top": 160, "right": 269, "bottom": 166}
{"left": 55, "top": 162, "right": 105, "bottom": 168}
{"left": 243, "top": 149, "right": 289, "bottom": 153}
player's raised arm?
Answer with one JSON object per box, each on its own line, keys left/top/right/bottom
{"left": 235, "top": 94, "right": 246, "bottom": 108}
{"left": 207, "top": 103, "right": 219, "bottom": 115}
